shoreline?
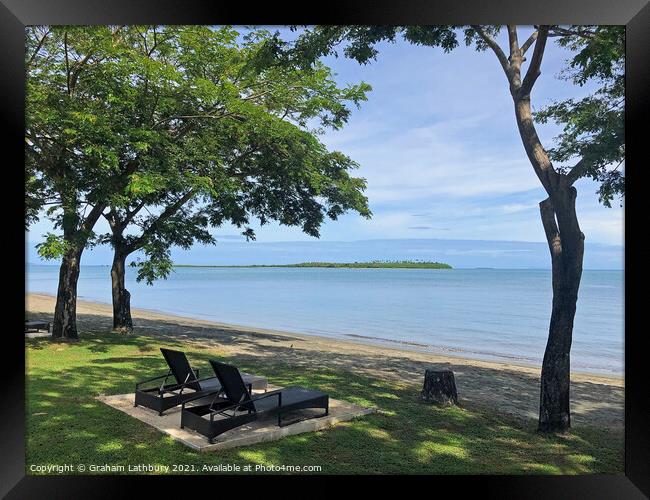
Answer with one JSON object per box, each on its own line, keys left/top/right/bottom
{"left": 25, "top": 292, "right": 624, "bottom": 428}
{"left": 26, "top": 292, "right": 623, "bottom": 383}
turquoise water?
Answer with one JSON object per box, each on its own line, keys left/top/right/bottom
{"left": 26, "top": 265, "right": 624, "bottom": 375}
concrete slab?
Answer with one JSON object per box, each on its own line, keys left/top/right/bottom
{"left": 26, "top": 331, "right": 50, "bottom": 338}
{"left": 97, "top": 387, "right": 375, "bottom": 452}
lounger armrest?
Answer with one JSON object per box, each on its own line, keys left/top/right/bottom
{"left": 180, "top": 388, "right": 226, "bottom": 410}
{"left": 173, "top": 374, "right": 219, "bottom": 392}
{"left": 194, "top": 375, "right": 219, "bottom": 385}
{"left": 162, "top": 374, "right": 219, "bottom": 395}
{"left": 209, "top": 390, "right": 282, "bottom": 415}
{"left": 135, "top": 371, "right": 172, "bottom": 389}
{"left": 250, "top": 390, "right": 282, "bottom": 406}
{"left": 163, "top": 374, "right": 216, "bottom": 392}
{"left": 158, "top": 385, "right": 188, "bottom": 395}
{"left": 190, "top": 365, "right": 217, "bottom": 378}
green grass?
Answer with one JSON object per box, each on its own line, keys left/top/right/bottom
{"left": 174, "top": 260, "right": 452, "bottom": 269}
{"left": 26, "top": 332, "right": 622, "bottom": 475}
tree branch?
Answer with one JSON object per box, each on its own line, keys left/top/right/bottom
{"left": 80, "top": 203, "right": 107, "bottom": 234}
{"left": 103, "top": 208, "right": 118, "bottom": 229}
{"left": 520, "top": 30, "right": 539, "bottom": 56}
{"left": 68, "top": 26, "right": 126, "bottom": 93}
{"left": 127, "top": 190, "right": 196, "bottom": 252}
{"left": 507, "top": 25, "right": 519, "bottom": 59}
{"left": 105, "top": 199, "right": 147, "bottom": 233}
{"left": 539, "top": 197, "right": 562, "bottom": 259}
{"left": 64, "top": 30, "right": 71, "bottom": 95}
{"left": 124, "top": 200, "right": 147, "bottom": 226}
{"left": 547, "top": 26, "right": 596, "bottom": 39}
{"left": 565, "top": 157, "right": 593, "bottom": 186}
{"left": 518, "top": 26, "right": 549, "bottom": 98}
{"left": 26, "top": 28, "right": 51, "bottom": 68}
{"left": 472, "top": 26, "right": 510, "bottom": 77}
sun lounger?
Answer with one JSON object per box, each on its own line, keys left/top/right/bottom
{"left": 134, "top": 348, "right": 267, "bottom": 415}
{"left": 180, "top": 359, "right": 328, "bottom": 443}
{"left": 25, "top": 320, "right": 50, "bottom": 333}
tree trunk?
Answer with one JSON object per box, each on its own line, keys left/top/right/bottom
{"left": 52, "top": 247, "right": 83, "bottom": 339}
{"left": 510, "top": 93, "right": 587, "bottom": 432}
{"left": 537, "top": 188, "right": 584, "bottom": 432}
{"left": 420, "top": 369, "right": 458, "bottom": 406}
{"left": 510, "top": 89, "right": 585, "bottom": 433}
{"left": 111, "top": 248, "right": 133, "bottom": 333}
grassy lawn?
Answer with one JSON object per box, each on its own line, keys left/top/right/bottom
{"left": 26, "top": 332, "right": 623, "bottom": 475}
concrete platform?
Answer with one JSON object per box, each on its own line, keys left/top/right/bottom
{"left": 25, "top": 320, "right": 51, "bottom": 338}
{"left": 98, "top": 388, "right": 375, "bottom": 452}
{"left": 25, "top": 331, "right": 50, "bottom": 338}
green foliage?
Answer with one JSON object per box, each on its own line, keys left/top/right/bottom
{"left": 285, "top": 26, "right": 459, "bottom": 66}
{"left": 130, "top": 209, "right": 216, "bottom": 284}
{"left": 35, "top": 233, "right": 69, "bottom": 260}
{"left": 130, "top": 254, "right": 174, "bottom": 286}
{"left": 535, "top": 26, "right": 625, "bottom": 207}
{"left": 25, "top": 174, "right": 49, "bottom": 229}
{"left": 26, "top": 25, "right": 373, "bottom": 286}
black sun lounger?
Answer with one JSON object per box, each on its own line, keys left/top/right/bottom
{"left": 180, "top": 360, "right": 329, "bottom": 444}
{"left": 25, "top": 320, "right": 50, "bottom": 333}
{"left": 134, "top": 348, "right": 268, "bottom": 415}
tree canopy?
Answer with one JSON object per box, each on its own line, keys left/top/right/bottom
{"left": 27, "top": 25, "right": 372, "bottom": 282}
{"left": 26, "top": 25, "right": 373, "bottom": 337}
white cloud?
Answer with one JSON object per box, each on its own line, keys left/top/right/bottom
{"left": 576, "top": 213, "right": 624, "bottom": 247}
{"left": 323, "top": 119, "right": 543, "bottom": 205}
{"left": 499, "top": 202, "right": 538, "bottom": 214}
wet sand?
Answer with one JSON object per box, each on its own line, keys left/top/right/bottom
{"left": 26, "top": 292, "right": 624, "bottom": 429}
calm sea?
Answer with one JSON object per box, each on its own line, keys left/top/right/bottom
{"left": 26, "top": 265, "right": 624, "bottom": 375}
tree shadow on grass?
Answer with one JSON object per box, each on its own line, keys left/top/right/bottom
{"left": 25, "top": 331, "right": 623, "bottom": 475}
{"left": 25, "top": 308, "right": 625, "bottom": 431}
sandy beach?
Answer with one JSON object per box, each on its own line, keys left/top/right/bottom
{"left": 26, "top": 292, "right": 624, "bottom": 429}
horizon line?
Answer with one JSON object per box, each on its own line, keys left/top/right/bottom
{"left": 24, "top": 235, "right": 625, "bottom": 247}
{"left": 26, "top": 263, "right": 624, "bottom": 271}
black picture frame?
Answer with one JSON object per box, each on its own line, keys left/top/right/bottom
{"left": 6, "top": 0, "right": 648, "bottom": 496}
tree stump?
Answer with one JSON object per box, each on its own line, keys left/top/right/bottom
{"left": 420, "top": 369, "right": 458, "bottom": 406}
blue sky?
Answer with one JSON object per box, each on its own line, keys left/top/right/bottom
{"left": 26, "top": 26, "right": 624, "bottom": 268}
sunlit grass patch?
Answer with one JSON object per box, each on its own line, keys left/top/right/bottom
{"left": 25, "top": 331, "right": 623, "bottom": 475}
{"left": 97, "top": 440, "right": 124, "bottom": 452}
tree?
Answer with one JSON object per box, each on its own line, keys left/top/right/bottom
{"left": 96, "top": 26, "right": 370, "bottom": 332}
{"left": 282, "top": 25, "right": 624, "bottom": 432}
{"left": 27, "top": 26, "right": 141, "bottom": 339}
{"left": 26, "top": 25, "right": 372, "bottom": 336}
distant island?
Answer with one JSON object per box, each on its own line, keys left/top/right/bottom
{"left": 174, "top": 260, "right": 452, "bottom": 269}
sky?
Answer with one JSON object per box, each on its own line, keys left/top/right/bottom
{"left": 26, "top": 26, "right": 624, "bottom": 268}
